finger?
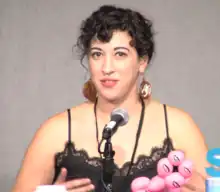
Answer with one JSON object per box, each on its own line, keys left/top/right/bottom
{"left": 182, "top": 183, "right": 205, "bottom": 192}
{"left": 68, "top": 184, "right": 95, "bottom": 192}
{"left": 55, "top": 168, "right": 67, "bottom": 184}
{"left": 65, "top": 178, "right": 92, "bottom": 189}
{"left": 194, "top": 169, "right": 206, "bottom": 181}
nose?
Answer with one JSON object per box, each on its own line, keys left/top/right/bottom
{"left": 101, "top": 55, "right": 114, "bottom": 75}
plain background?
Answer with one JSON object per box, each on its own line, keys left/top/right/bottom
{"left": 1, "top": 0, "right": 220, "bottom": 191}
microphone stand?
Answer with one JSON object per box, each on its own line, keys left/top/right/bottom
{"left": 98, "top": 110, "right": 129, "bottom": 191}
{"left": 102, "top": 137, "right": 115, "bottom": 192}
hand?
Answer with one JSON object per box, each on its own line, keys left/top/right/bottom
{"left": 54, "top": 168, "right": 95, "bottom": 192}
{"left": 181, "top": 169, "right": 206, "bottom": 192}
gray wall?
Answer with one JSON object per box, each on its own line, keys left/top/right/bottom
{"left": 1, "top": 0, "right": 220, "bottom": 191}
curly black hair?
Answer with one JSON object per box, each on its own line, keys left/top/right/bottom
{"left": 76, "top": 5, "right": 155, "bottom": 66}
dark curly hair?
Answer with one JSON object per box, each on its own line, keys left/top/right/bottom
{"left": 77, "top": 5, "right": 155, "bottom": 102}
{"left": 76, "top": 5, "right": 155, "bottom": 66}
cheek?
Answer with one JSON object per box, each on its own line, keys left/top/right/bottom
{"left": 117, "top": 67, "right": 139, "bottom": 88}
{"left": 117, "top": 59, "right": 139, "bottom": 73}
{"left": 89, "top": 58, "right": 139, "bottom": 79}
{"left": 120, "top": 70, "right": 139, "bottom": 89}
{"left": 89, "top": 62, "right": 101, "bottom": 77}
{"left": 119, "top": 65, "right": 139, "bottom": 79}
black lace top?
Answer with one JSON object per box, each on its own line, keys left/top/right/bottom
{"left": 52, "top": 104, "right": 174, "bottom": 192}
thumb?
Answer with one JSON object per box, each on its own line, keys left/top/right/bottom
{"left": 55, "top": 168, "right": 67, "bottom": 184}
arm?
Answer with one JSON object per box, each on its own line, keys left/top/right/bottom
{"left": 11, "top": 114, "right": 67, "bottom": 192}
{"left": 168, "top": 107, "right": 209, "bottom": 192}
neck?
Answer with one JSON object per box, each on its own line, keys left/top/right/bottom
{"left": 96, "top": 89, "right": 142, "bottom": 119}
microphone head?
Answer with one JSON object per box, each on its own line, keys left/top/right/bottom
{"left": 111, "top": 108, "right": 129, "bottom": 126}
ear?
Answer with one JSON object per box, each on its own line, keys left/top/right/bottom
{"left": 138, "top": 56, "right": 148, "bottom": 73}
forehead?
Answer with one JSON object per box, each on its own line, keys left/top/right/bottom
{"left": 90, "top": 31, "right": 133, "bottom": 49}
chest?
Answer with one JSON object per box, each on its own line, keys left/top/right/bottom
{"left": 72, "top": 117, "right": 168, "bottom": 168}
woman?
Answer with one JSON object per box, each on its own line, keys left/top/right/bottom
{"left": 12, "top": 5, "right": 208, "bottom": 192}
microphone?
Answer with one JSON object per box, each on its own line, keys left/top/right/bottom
{"left": 102, "top": 108, "right": 129, "bottom": 140}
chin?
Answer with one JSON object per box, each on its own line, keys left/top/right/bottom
{"left": 99, "top": 92, "right": 122, "bottom": 103}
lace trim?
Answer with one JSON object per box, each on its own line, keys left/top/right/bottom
{"left": 121, "top": 137, "right": 174, "bottom": 175}
{"left": 55, "top": 138, "right": 174, "bottom": 176}
{"left": 55, "top": 142, "right": 102, "bottom": 168}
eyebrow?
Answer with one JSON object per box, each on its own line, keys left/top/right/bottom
{"left": 90, "top": 47, "right": 102, "bottom": 51}
{"left": 90, "top": 46, "right": 130, "bottom": 52}
{"left": 114, "top": 47, "right": 130, "bottom": 52}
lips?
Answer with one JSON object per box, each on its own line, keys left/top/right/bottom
{"left": 100, "top": 79, "right": 118, "bottom": 88}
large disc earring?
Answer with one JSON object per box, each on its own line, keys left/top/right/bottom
{"left": 140, "top": 78, "right": 152, "bottom": 99}
{"left": 83, "top": 78, "right": 97, "bottom": 102}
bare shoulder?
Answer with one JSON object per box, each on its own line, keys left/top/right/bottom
{"left": 163, "top": 103, "right": 208, "bottom": 177}
{"left": 143, "top": 98, "right": 205, "bottom": 140}
{"left": 146, "top": 98, "right": 198, "bottom": 127}
{"left": 43, "top": 101, "right": 92, "bottom": 126}
{"left": 12, "top": 101, "right": 93, "bottom": 191}
{"left": 37, "top": 101, "right": 93, "bottom": 145}
{"left": 20, "top": 101, "right": 93, "bottom": 162}
{"left": 68, "top": 101, "right": 94, "bottom": 120}
{"left": 164, "top": 104, "right": 205, "bottom": 142}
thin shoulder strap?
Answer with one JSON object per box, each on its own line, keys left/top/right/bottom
{"left": 67, "top": 108, "right": 72, "bottom": 143}
{"left": 163, "top": 104, "right": 170, "bottom": 139}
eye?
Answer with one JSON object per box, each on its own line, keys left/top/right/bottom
{"left": 115, "top": 52, "right": 127, "bottom": 57}
{"left": 91, "top": 52, "right": 102, "bottom": 59}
